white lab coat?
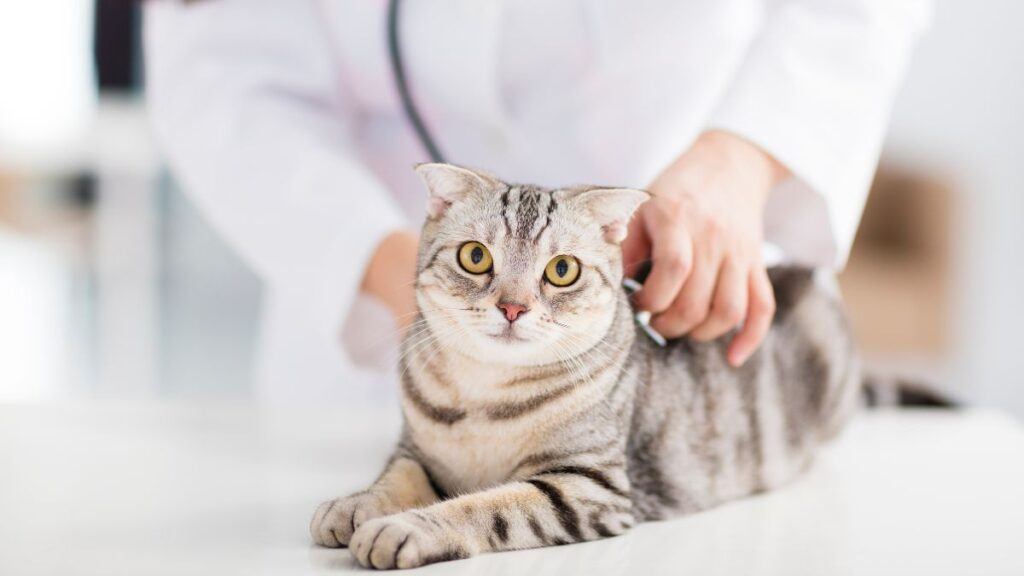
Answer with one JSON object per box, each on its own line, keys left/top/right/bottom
{"left": 144, "top": 0, "right": 929, "bottom": 404}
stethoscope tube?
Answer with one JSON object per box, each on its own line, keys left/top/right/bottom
{"left": 387, "top": 0, "right": 447, "bottom": 163}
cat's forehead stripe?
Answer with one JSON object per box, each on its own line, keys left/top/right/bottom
{"left": 502, "top": 186, "right": 523, "bottom": 239}
{"left": 500, "top": 184, "right": 513, "bottom": 236}
{"left": 533, "top": 193, "right": 557, "bottom": 242}
{"left": 503, "top": 185, "right": 555, "bottom": 242}
{"left": 515, "top": 187, "right": 541, "bottom": 240}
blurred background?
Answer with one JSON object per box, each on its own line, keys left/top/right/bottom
{"left": 1, "top": 0, "right": 1021, "bottom": 417}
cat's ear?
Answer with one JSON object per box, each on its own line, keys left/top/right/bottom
{"left": 570, "top": 187, "right": 650, "bottom": 243}
{"left": 414, "top": 163, "right": 501, "bottom": 219}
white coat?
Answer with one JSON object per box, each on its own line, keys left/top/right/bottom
{"left": 144, "top": 0, "right": 929, "bottom": 403}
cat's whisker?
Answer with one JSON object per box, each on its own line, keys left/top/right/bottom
{"left": 394, "top": 305, "right": 474, "bottom": 319}
{"left": 350, "top": 305, "right": 476, "bottom": 356}
{"left": 547, "top": 332, "right": 593, "bottom": 389}
{"left": 398, "top": 322, "right": 473, "bottom": 391}
{"left": 395, "top": 320, "right": 467, "bottom": 379}
{"left": 395, "top": 323, "right": 451, "bottom": 363}
{"left": 550, "top": 326, "right": 622, "bottom": 393}
{"left": 548, "top": 339, "right": 578, "bottom": 387}
{"left": 552, "top": 323, "right": 615, "bottom": 362}
{"left": 368, "top": 305, "right": 479, "bottom": 358}
{"left": 374, "top": 321, "right": 442, "bottom": 362}
{"left": 398, "top": 321, "right": 461, "bottom": 363}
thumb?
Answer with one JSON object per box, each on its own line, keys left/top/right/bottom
{"left": 620, "top": 215, "right": 650, "bottom": 279}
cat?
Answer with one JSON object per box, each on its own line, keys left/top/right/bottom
{"left": 310, "top": 163, "right": 861, "bottom": 570}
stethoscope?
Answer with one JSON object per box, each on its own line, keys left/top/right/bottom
{"left": 387, "top": 0, "right": 446, "bottom": 164}
{"left": 386, "top": 0, "right": 666, "bottom": 346}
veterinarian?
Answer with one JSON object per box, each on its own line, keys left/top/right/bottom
{"left": 144, "top": 0, "right": 928, "bottom": 403}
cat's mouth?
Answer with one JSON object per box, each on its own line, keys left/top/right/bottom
{"left": 489, "top": 325, "right": 528, "bottom": 343}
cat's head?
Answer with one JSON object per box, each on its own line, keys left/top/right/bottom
{"left": 412, "top": 163, "right": 648, "bottom": 367}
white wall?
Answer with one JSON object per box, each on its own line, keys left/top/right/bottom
{"left": 884, "top": 0, "right": 1024, "bottom": 414}
{"left": 0, "top": 0, "right": 96, "bottom": 170}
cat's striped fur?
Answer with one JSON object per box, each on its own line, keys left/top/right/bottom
{"left": 311, "top": 164, "right": 860, "bottom": 569}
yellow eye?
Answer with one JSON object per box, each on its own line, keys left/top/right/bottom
{"left": 544, "top": 255, "right": 580, "bottom": 287}
{"left": 457, "top": 242, "right": 493, "bottom": 274}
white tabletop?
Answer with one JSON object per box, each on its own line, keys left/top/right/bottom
{"left": 2, "top": 401, "right": 1022, "bottom": 576}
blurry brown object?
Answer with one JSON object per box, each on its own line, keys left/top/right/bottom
{"left": 839, "top": 166, "right": 953, "bottom": 357}
{"left": 0, "top": 172, "right": 17, "bottom": 224}
{"left": 0, "top": 172, "right": 94, "bottom": 260}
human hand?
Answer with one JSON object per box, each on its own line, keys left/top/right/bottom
{"left": 622, "top": 130, "right": 789, "bottom": 366}
{"left": 361, "top": 230, "right": 420, "bottom": 332}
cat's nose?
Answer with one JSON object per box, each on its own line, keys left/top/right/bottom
{"left": 497, "top": 302, "right": 529, "bottom": 323}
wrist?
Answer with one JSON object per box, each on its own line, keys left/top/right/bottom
{"left": 700, "top": 129, "right": 789, "bottom": 187}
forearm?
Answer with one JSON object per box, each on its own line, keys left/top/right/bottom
{"left": 706, "top": 0, "right": 931, "bottom": 266}
{"left": 658, "top": 130, "right": 790, "bottom": 207}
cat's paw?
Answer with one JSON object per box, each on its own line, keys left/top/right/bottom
{"left": 310, "top": 491, "right": 399, "bottom": 548}
{"left": 350, "top": 512, "right": 468, "bottom": 570}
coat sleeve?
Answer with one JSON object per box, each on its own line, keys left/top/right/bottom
{"left": 144, "top": 0, "right": 407, "bottom": 340}
{"left": 707, "top": 0, "right": 931, "bottom": 267}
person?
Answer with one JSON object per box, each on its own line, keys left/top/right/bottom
{"left": 144, "top": 0, "right": 929, "bottom": 403}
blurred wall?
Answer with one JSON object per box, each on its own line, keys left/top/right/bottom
{"left": 0, "top": 0, "right": 97, "bottom": 169}
{"left": 884, "top": 0, "right": 1024, "bottom": 414}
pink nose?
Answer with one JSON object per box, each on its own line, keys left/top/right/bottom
{"left": 497, "top": 302, "right": 528, "bottom": 323}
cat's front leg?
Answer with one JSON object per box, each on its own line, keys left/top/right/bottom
{"left": 310, "top": 455, "right": 439, "bottom": 548}
{"left": 349, "top": 469, "right": 634, "bottom": 569}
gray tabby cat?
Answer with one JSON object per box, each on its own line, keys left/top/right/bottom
{"left": 310, "top": 164, "right": 861, "bottom": 570}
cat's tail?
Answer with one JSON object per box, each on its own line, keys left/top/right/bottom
{"left": 861, "top": 373, "right": 958, "bottom": 408}
{"left": 772, "top": 266, "right": 959, "bottom": 410}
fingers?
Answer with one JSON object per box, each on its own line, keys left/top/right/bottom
{"left": 633, "top": 224, "right": 693, "bottom": 314}
{"left": 623, "top": 172, "right": 773, "bottom": 363}
{"left": 727, "top": 267, "right": 776, "bottom": 367}
{"left": 649, "top": 246, "right": 715, "bottom": 338}
{"left": 689, "top": 259, "right": 748, "bottom": 342}
{"left": 620, "top": 215, "right": 651, "bottom": 279}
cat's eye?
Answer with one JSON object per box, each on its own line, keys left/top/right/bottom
{"left": 544, "top": 255, "right": 580, "bottom": 287}
{"left": 457, "top": 242, "right": 493, "bottom": 274}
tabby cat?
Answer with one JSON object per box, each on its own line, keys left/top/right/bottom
{"left": 310, "top": 163, "right": 860, "bottom": 570}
